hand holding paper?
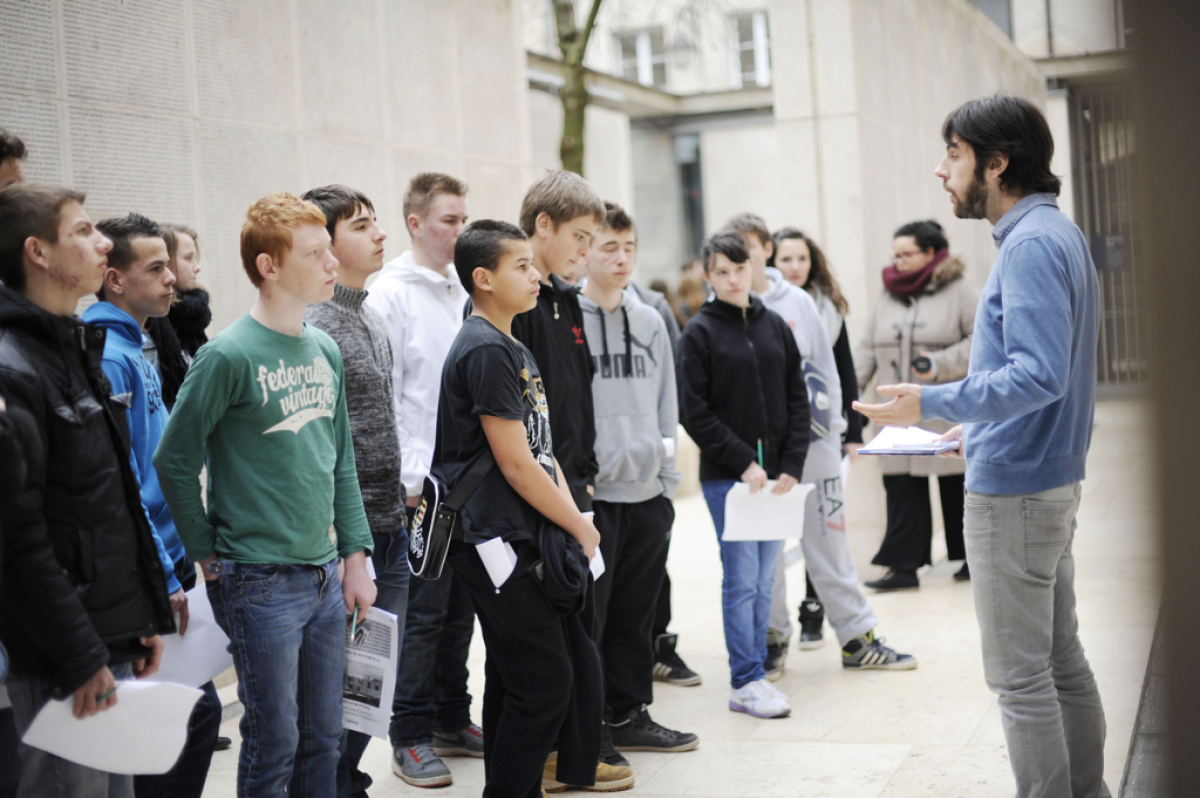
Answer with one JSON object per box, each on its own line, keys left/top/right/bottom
{"left": 721, "top": 481, "right": 815, "bottom": 541}
{"left": 857, "top": 425, "right": 961, "bottom": 456}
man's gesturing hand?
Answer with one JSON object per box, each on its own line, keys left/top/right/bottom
{"left": 852, "top": 383, "right": 923, "bottom": 428}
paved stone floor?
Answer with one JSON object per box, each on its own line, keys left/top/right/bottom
{"left": 202, "top": 399, "right": 1157, "bottom": 797}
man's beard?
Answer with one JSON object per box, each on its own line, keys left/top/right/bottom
{"left": 954, "top": 172, "right": 990, "bottom": 219}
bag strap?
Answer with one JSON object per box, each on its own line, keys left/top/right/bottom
{"left": 441, "top": 449, "right": 497, "bottom": 513}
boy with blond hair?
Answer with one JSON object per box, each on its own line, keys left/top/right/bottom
{"left": 364, "top": 172, "right": 481, "bottom": 786}
{"left": 156, "top": 193, "right": 376, "bottom": 798}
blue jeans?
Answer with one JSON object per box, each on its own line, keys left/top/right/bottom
{"left": 965, "top": 483, "right": 1110, "bottom": 798}
{"left": 338, "top": 528, "right": 411, "bottom": 798}
{"left": 207, "top": 559, "right": 345, "bottom": 798}
{"left": 703, "top": 480, "right": 780, "bottom": 689}
{"left": 390, "top": 559, "right": 474, "bottom": 746}
{"left": 8, "top": 663, "right": 134, "bottom": 798}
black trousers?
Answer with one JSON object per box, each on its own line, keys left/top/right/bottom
{"left": 450, "top": 540, "right": 575, "bottom": 798}
{"left": 592, "top": 496, "right": 674, "bottom": 717}
{"left": 652, "top": 572, "right": 672, "bottom": 638}
{"left": 873, "top": 473, "right": 966, "bottom": 571}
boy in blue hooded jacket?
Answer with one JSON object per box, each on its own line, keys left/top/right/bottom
{"left": 82, "top": 212, "right": 222, "bottom": 798}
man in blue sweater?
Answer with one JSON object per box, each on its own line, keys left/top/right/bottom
{"left": 855, "top": 96, "right": 1107, "bottom": 798}
{"left": 82, "top": 213, "right": 223, "bottom": 798}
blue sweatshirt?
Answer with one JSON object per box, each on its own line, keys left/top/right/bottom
{"left": 920, "top": 194, "right": 1099, "bottom": 495}
{"left": 82, "top": 302, "right": 184, "bottom": 593}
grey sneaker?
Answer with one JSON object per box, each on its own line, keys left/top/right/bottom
{"left": 764, "top": 629, "right": 788, "bottom": 681}
{"left": 432, "top": 723, "right": 484, "bottom": 758}
{"left": 392, "top": 743, "right": 453, "bottom": 787}
{"left": 798, "top": 599, "right": 825, "bottom": 650}
{"left": 841, "top": 630, "right": 918, "bottom": 670}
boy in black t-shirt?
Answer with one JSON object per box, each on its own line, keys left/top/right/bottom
{"left": 433, "top": 220, "right": 618, "bottom": 798}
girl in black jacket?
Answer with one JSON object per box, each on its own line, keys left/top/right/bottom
{"left": 677, "top": 233, "right": 809, "bottom": 719}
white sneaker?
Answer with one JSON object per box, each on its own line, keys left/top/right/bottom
{"left": 729, "top": 679, "right": 791, "bottom": 718}
{"left": 760, "top": 679, "right": 788, "bottom": 701}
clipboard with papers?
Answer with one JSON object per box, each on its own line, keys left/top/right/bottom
{"left": 858, "top": 426, "right": 960, "bottom": 456}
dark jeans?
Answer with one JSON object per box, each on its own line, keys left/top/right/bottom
{"left": 135, "top": 556, "right": 222, "bottom": 798}
{"left": 391, "top": 513, "right": 474, "bottom": 747}
{"left": 338, "top": 527, "right": 411, "bottom": 798}
{"left": 449, "top": 540, "right": 574, "bottom": 798}
{"left": 592, "top": 496, "right": 673, "bottom": 718}
{"left": 873, "top": 473, "right": 966, "bottom": 571}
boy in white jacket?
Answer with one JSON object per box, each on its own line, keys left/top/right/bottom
{"left": 364, "top": 173, "right": 481, "bottom": 786}
{"left": 726, "top": 213, "right": 918, "bottom": 675}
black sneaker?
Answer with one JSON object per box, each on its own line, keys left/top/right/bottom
{"left": 864, "top": 569, "right": 919, "bottom": 591}
{"left": 652, "top": 633, "right": 702, "bottom": 686}
{"left": 609, "top": 706, "right": 699, "bottom": 753}
{"left": 764, "top": 629, "right": 788, "bottom": 681}
{"left": 953, "top": 562, "right": 971, "bottom": 581}
{"left": 798, "top": 599, "right": 825, "bottom": 650}
{"left": 213, "top": 735, "right": 232, "bottom": 752}
{"left": 599, "top": 720, "right": 630, "bottom": 767}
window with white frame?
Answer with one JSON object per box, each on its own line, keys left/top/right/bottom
{"left": 731, "top": 11, "right": 771, "bottom": 88}
{"left": 614, "top": 28, "right": 667, "bottom": 88}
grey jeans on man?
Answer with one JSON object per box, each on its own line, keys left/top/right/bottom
{"left": 964, "top": 482, "right": 1111, "bottom": 798}
{"left": 7, "top": 662, "right": 134, "bottom": 798}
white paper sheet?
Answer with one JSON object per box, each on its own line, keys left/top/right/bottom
{"left": 145, "top": 583, "right": 233, "bottom": 689}
{"left": 22, "top": 681, "right": 202, "bottom": 774}
{"left": 858, "top": 425, "right": 960, "bottom": 456}
{"left": 342, "top": 607, "right": 399, "bottom": 739}
{"left": 663, "top": 437, "right": 676, "bottom": 459}
{"left": 476, "top": 537, "right": 518, "bottom": 589}
{"left": 590, "top": 548, "right": 606, "bottom": 580}
{"left": 721, "top": 481, "right": 815, "bottom": 541}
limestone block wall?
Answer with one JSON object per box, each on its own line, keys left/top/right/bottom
{"left": 1, "top": 0, "right": 534, "bottom": 334}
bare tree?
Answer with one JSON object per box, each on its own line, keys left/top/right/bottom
{"left": 553, "top": 0, "right": 604, "bottom": 175}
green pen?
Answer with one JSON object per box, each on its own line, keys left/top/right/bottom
{"left": 757, "top": 439, "right": 764, "bottom": 468}
{"left": 350, "top": 606, "right": 359, "bottom": 639}
{"left": 96, "top": 685, "right": 118, "bottom": 704}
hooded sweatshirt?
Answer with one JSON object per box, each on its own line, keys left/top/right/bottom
{"left": 760, "top": 268, "right": 845, "bottom": 482}
{"left": 364, "top": 251, "right": 467, "bottom": 496}
{"left": 678, "top": 295, "right": 810, "bottom": 483}
{"left": 82, "top": 301, "right": 184, "bottom": 594}
{"left": 579, "top": 291, "right": 681, "bottom": 503}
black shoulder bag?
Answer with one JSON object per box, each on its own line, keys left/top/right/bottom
{"left": 408, "top": 450, "right": 496, "bottom": 581}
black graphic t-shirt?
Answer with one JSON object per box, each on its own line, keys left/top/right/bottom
{"left": 432, "top": 315, "right": 555, "bottom": 544}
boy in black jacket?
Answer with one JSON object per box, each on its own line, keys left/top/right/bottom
{"left": 678, "top": 232, "right": 808, "bottom": 719}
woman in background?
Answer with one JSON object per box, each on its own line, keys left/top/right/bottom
{"left": 855, "top": 220, "right": 978, "bottom": 590}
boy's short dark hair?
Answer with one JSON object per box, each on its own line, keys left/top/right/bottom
{"left": 301, "top": 185, "right": 375, "bottom": 243}
{"left": 723, "top": 213, "right": 771, "bottom": 247}
{"left": 95, "top": 213, "right": 163, "bottom": 300}
{"left": 700, "top": 231, "right": 750, "bottom": 273}
{"left": 0, "top": 129, "right": 27, "bottom": 164}
{"left": 599, "top": 201, "right": 634, "bottom": 234}
{"left": 403, "top": 172, "right": 467, "bottom": 223}
{"left": 0, "top": 183, "right": 86, "bottom": 291}
{"left": 942, "top": 94, "right": 1062, "bottom": 197}
{"left": 518, "top": 171, "right": 605, "bottom": 236}
{"left": 455, "top": 220, "right": 528, "bottom": 296}
{"left": 893, "top": 219, "right": 949, "bottom": 253}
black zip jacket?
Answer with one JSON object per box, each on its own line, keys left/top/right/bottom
{"left": 0, "top": 287, "right": 174, "bottom": 697}
{"left": 678, "top": 295, "right": 810, "bottom": 483}
{"left": 510, "top": 274, "right": 598, "bottom": 504}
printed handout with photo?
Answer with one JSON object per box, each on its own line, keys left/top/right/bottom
{"left": 342, "top": 607, "right": 399, "bottom": 738}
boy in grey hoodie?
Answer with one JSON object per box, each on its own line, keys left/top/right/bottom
{"left": 580, "top": 204, "right": 699, "bottom": 758}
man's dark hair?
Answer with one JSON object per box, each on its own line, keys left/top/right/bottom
{"left": 0, "top": 129, "right": 27, "bottom": 164}
{"left": 700, "top": 231, "right": 750, "bottom": 273}
{"left": 599, "top": 201, "right": 634, "bottom": 234}
{"left": 301, "top": 184, "right": 375, "bottom": 243}
{"left": 942, "top": 95, "right": 1061, "bottom": 197}
{"left": 893, "top": 219, "right": 949, "bottom": 253}
{"left": 454, "top": 219, "right": 528, "bottom": 296}
{"left": 95, "top": 213, "right": 163, "bottom": 300}
{"left": 0, "top": 183, "right": 86, "bottom": 292}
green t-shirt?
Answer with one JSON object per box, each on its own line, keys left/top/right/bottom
{"left": 155, "top": 314, "right": 372, "bottom": 565}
